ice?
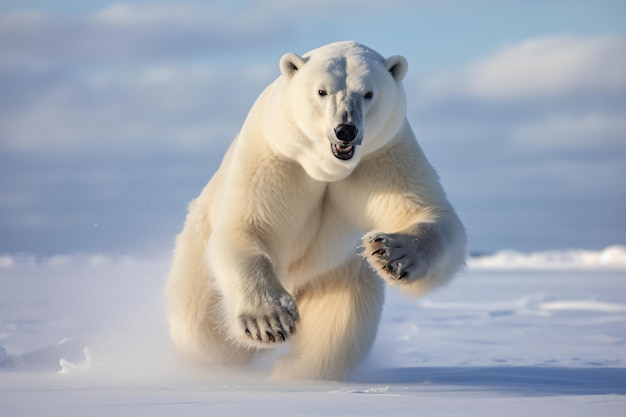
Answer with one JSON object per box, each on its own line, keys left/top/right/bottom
{"left": 1, "top": 249, "right": 625, "bottom": 416}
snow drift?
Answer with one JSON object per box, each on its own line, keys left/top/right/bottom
{"left": 1, "top": 246, "right": 625, "bottom": 416}
{"left": 468, "top": 245, "right": 626, "bottom": 269}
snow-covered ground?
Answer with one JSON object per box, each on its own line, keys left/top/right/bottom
{"left": 1, "top": 248, "right": 625, "bottom": 416}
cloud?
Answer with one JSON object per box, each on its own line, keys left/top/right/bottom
{"left": 419, "top": 35, "right": 626, "bottom": 100}
{"left": 1, "top": 4, "right": 625, "bottom": 255}
{"left": 0, "top": 59, "right": 279, "bottom": 254}
{"left": 263, "top": 0, "right": 414, "bottom": 13}
{"left": 511, "top": 112, "right": 626, "bottom": 157}
{"left": 0, "top": 4, "right": 291, "bottom": 68}
{"left": 412, "top": 35, "right": 626, "bottom": 163}
{"left": 409, "top": 35, "right": 626, "bottom": 251}
{"left": 0, "top": 63, "right": 276, "bottom": 152}
{"left": 0, "top": 0, "right": 423, "bottom": 70}
{"left": 0, "top": 6, "right": 283, "bottom": 254}
{"left": 0, "top": 3, "right": 292, "bottom": 254}
{"left": 91, "top": 3, "right": 213, "bottom": 26}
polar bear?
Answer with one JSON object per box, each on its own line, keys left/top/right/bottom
{"left": 166, "top": 41, "right": 466, "bottom": 380}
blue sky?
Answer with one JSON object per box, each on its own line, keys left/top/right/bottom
{"left": 1, "top": 0, "right": 625, "bottom": 255}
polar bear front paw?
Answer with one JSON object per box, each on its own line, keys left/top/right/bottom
{"left": 237, "top": 294, "right": 299, "bottom": 346}
{"left": 360, "top": 231, "right": 422, "bottom": 283}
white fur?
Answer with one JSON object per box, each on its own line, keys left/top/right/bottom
{"left": 165, "top": 41, "right": 466, "bottom": 380}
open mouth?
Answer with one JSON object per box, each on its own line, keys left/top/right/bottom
{"left": 331, "top": 143, "right": 356, "bottom": 160}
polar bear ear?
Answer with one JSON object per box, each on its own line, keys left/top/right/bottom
{"left": 280, "top": 53, "right": 307, "bottom": 79}
{"left": 384, "top": 55, "right": 408, "bottom": 82}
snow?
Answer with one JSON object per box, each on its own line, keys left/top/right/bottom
{"left": 1, "top": 248, "right": 626, "bottom": 416}
{"left": 467, "top": 245, "right": 626, "bottom": 269}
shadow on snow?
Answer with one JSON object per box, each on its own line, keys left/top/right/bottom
{"left": 351, "top": 366, "right": 626, "bottom": 396}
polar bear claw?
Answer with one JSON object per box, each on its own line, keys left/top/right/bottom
{"left": 236, "top": 289, "right": 299, "bottom": 345}
{"left": 361, "top": 232, "right": 420, "bottom": 282}
{"left": 240, "top": 311, "right": 296, "bottom": 344}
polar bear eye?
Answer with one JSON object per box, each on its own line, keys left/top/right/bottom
{"left": 364, "top": 91, "right": 374, "bottom": 99}
{"left": 318, "top": 90, "right": 328, "bottom": 97}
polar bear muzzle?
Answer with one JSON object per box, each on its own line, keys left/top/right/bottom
{"left": 331, "top": 124, "right": 359, "bottom": 160}
{"left": 331, "top": 143, "right": 355, "bottom": 160}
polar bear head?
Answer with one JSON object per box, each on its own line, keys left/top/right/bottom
{"left": 267, "top": 41, "right": 408, "bottom": 182}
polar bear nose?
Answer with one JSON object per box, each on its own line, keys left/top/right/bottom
{"left": 334, "top": 124, "right": 358, "bottom": 142}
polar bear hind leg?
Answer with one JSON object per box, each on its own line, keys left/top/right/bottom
{"left": 273, "top": 258, "right": 384, "bottom": 380}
